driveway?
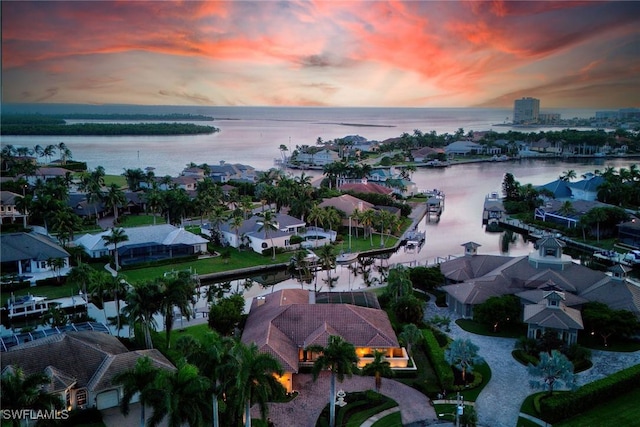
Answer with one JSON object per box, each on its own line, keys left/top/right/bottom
{"left": 424, "top": 296, "right": 640, "bottom": 427}
{"left": 255, "top": 371, "right": 438, "bottom": 427}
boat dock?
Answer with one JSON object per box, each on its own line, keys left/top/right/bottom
{"left": 483, "top": 191, "right": 505, "bottom": 223}
{"left": 425, "top": 189, "right": 445, "bottom": 221}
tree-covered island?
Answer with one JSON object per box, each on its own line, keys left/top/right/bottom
{"left": 0, "top": 114, "right": 219, "bottom": 136}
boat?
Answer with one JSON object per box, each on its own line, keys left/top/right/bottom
{"left": 424, "top": 159, "right": 450, "bottom": 168}
{"left": 1, "top": 294, "right": 88, "bottom": 320}
{"left": 623, "top": 250, "right": 640, "bottom": 265}
{"left": 336, "top": 252, "right": 359, "bottom": 264}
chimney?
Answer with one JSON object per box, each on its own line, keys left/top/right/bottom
{"left": 308, "top": 291, "right": 316, "bottom": 305}
{"left": 256, "top": 296, "right": 266, "bottom": 306}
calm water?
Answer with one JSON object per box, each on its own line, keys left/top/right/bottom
{"left": 2, "top": 106, "right": 630, "bottom": 288}
{"left": 2, "top": 105, "right": 597, "bottom": 176}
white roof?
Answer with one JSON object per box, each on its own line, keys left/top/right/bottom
{"left": 74, "top": 224, "right": 208, "bottom": 252}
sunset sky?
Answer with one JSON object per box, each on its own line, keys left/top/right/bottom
{"left": 2, "top": 1, "right": 638, "bottom": 108}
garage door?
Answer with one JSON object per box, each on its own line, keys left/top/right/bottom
{"left": 96, "top": 390, "right": 119, "bottom": 410}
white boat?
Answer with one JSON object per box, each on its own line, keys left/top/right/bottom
{"left": 2, "top": 294, "right": 87, "bottom": 320}
{"left": 623, "top": 250, "right": 640, "bottom": 265}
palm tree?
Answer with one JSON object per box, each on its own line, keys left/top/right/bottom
{"left": 559, "top": 169, "right": 577, "bottom": 181}
{"left": 148, "top": 361, "right": 210, "bottom": 427}
{"left": 1, "top": 367, "right": 63, "bottom": 426}
{"left": 159, "top": 272, "right": 196, "bottom": 348}
{"left": 122, "top": 280, "right": 162, "bottom": 349}
{"left": 110, "top": 274, "right": 129, "bottom": 337}
{"left": 309, "top": 335, "right": 359, "bottom": 427}
{"left": 399, "top": 323, "right": 423, "bottom": 357}
{"left": 104, "top": 183, "right": 127, "bottom": 224}
{"left": 230, "top": 214, "right": 244, "bottom": 250}
{"left": 45, "top": 257, "right": 66, "bottom": 283}
{"left": 112, "top": 356, "right": 161, "bottom": 427}
{"left": 361, "top": 350, "right": 394, "bottom": 393}
{"left": 176, "top": 332, "right": 235, "bottom": 427}
{"left": 66, "top": 263, "right": 95, "bottom": 298}
{"left": 144, "top": 185, "right": 164, "bottom": 225}
{"left": 122, "top": 168, "right": 146, "bottom": 191}
{"left": 103, "top": 227, "right": 129, "bottom": 271}
{"left": 318, "top": 244, "right": 337, "bottom": 289}
{"left": 359, "top": 209, "right": 376, "bottom": 247}
{"left": 257, "top": 210, "right": 278, "bottom": 260}
{"left": 231, "top": 342, "right": 285, "bottom": 427}
{"left": 444, "top": 338, "right": 483, "bottom": 384}
{"left": 90, "top": 270, "right": 113, "bottom": 323}
{"left": 528, "top": 350, "right": 576, "bottom": 396}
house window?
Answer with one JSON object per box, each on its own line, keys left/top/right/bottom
{"left": 76, "top": 389, "right": 87, "bottom": 407}
{"left": 261, "top": 243, "right": 268, "bottom": 249}
{"left": 40, "top": 261, "right": 47, "bottom": 269}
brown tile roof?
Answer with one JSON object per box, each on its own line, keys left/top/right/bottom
{"left": 339, "top": 182, "right": 394, "bottom": 196}
{"left": 523, "top": 304, "right": 584, "bottom": 330}
{"left": 319, "top": 194, "right": 374, "bottom": 216}
{"left": 241, "top": 289, "right": 399, "bottom": 373}
{"left": 1, "top": 332, "right": 174, "bottom": 393}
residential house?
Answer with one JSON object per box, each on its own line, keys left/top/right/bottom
{"left": 0, "top": 331, "right": 174, "bottom": 410}
{"left": 208, "top": 161, "right": 258, "bottom": 183}
{"left": 566, "top": 174, "right": 604, "bottom": 201}
{"left": 522, "top": 289, "right": 584, "bottom": 345}
{"left": 445, "top": 141, "right": 500, "bottom": 157}
{"left": 410, "top": 147, "right": 445, "bottom": 163}
{"left": 529, "top": 138, "right": 562, "bottom": 155}
{"left": 618, "top": 220, "right": 640, "bottom": 249}
{"left": 218, "top": 212, "right": 307, "bottom": 253}
{"left": 241, "top": 289, "right": 410, "bottom": 392}
{"left": 339, "top": 179, "right": 394, "bottom": 197}
{"left": 0, "top": 191, "right": 27, "bottom": 226}
{"left": 534, "top": 199, "right": 611, "bottom": 229}
{"left": 293, "top": 148, "right": 340, "bottom": 166}
{"left": 74, "top": 224, "right": 208, "bottom": 265}
{"left": 0, "top": 232, "right": 70, "bottom": 280}
{"left": 23, "top": 167, "right": 74, "bottom": 186}
{"left": 440, "top": 239, "right": 640, "bottom": 343}
{"left": 319, "top": 194, "right": 374, "bottom": 227}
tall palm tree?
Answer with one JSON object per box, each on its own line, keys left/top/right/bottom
{"left": 159, "top": 272, "right": 196, "bottom": 348}
{"left": 90, "top": 270, "right": 112, "bottom": 323}
{"left": 257, "top": 210, "right": 278, "bottom": 260}
{"left": 359, "top": 209, "right": 376, "bottom": 247}
{"left": 103, "top": 227, "right": 129, "bottom": 272}
{"left": 318, "top": 244, "right": 337, "bottom": 289}
{"left": 79, "top": 166, "right": 106, "bottom": 225}
{"left": 177, "top": 332, "right": 235, "bottom": 427}
{"left": 122, "top": 281, "right": 162, "bottom": 349}
{"left": 361, "top": 350, "right": 394, "bottom": 393}
{"left": 1, "top": 367, "right": 63, "bottom": 426}
{"left": 104, "top": 183, "right": 127, "bottom": 224}
{"left": 112, "top": 356, "right": 161, "bottom": 427}
{"left": 230, "top": 214, "right": 244, "bottom": 250}
{"left": 148, "top": 361, "right": 210, "bottom": 427}
{"left": 144, "top": 185, "right": 164, "bottom": 225}
{"left": 66, "top": 263, "right": 95, "bottom": 298}
{"left": 110, "top": 274, "right": 129, "bottom": 337}
{"left": 310, "top": 335, "right": 359, "bottom": 427}
{"left": 231, "top": 342, "right": 285, "bottom": 427}
{"left": 122, "top": 168, "right": 146, "bottom": 191}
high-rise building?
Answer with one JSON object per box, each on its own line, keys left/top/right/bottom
{"left": 513, "top": 97, "right": 540, "bottom": 124}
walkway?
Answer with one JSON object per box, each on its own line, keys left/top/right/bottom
{"left": 424, "top": 296, "right": 640, "bottom": 427}
{"left": 253, "top": 371, "right": 438, "bottom": 427}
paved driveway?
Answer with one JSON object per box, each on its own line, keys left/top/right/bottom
{"left": 254, "top": 371, "right": 438, "bottom": 427}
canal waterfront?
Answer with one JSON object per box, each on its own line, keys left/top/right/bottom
{"left": 212, "top": 156, "right": 640, "bottom": 294}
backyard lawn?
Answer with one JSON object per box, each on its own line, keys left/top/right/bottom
{"left": 554, "top": 386, "right": 640, "bottom": 427}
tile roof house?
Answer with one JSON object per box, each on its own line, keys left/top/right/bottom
{"left": 0, "top": 331, "right": 174, "bottom": 410}
{"left": 440, "top": 237, "right": 640, "bottom": 343}
{"left": 523, "top": 290, "right": 584, "bottom": 345}
{"left": 339, "top": 179, "right": 394, "bottom": 196}
{"left": 0, "top": 232, "right": 70, "bottom": 280}
{"left": 241, "top": 289, "right": 410, "bottom": 392}
{"left": 74, "top": 224, "right": 208, "bottom": 265}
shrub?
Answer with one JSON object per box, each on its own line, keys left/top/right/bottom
{"left": 452, "top": 372, "right": 483, "bottom": 391}
{"left": 422, "top": 329, "right": 454, "bottom": 390}
{"left": 289, "top": 235, "right": 304, "bottom": 245}
{"left": 540, "top": 364, "right": 640, "bottom": 423}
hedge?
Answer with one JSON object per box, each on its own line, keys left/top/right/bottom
{"left": 422, "top": 329, "right": 454, "bottom": 390}
{"left": 540, "top": 363, "right": 640, "bottom": 423}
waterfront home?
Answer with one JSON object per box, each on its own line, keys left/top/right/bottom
{"left": 522, "top": 289, "right": 584, "bottom": 345}
{"left": 319, "top": 194, "right": 373, "bottom": 228}
{"left": 617, "top": 220, "right": 640, "bottom": 249}
{"left": 218, "top": 212, "right": 307, "bottom": 253}
{"left": 140, "top": 175, "right": 199, "bottom": 191}
{"left": 22, "top": 167, "right": 74, "bottom": 186}
{"left": 440, "top": 239, "right": 640, "bottom": 342}
{"left": 0, "top": 190, "right": 27, "bottom": 226}
{"left": 74, "top": 224, "right": 208, "bottom": 265}
{"left": 533, "top": 199, "right": 613, "bottom": 229}
{"left": 241, "top": 289, "right": 411, "bottom": 393}
{"left": 292, "top": 147, "right": 340, "bottom": 167}
{"left": 339, "top": 179, "right": 394, "bottom": 196}
{"left": 410, "top": 146, "right": 445, "bottom": 163}
{"left": 0, "top": 331, "right": 174, "bottom": 410}
{"left": 530, "top": 138, "right": 562, "bottom": 154}
{"left": 0, "top": 232, "right": 70, "bottom": 281}
{"left": 445, "top": 140, "right": 501, "bottom": 157}
{"left": 212, "top": 161, "right": 257, "bottom": 183}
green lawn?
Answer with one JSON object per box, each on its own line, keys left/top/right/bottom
{"left": 554, "top": 386, "right": 640, "bottom": 427}
{"left": 104, "top": 174, "right": 127, "bottom": 187}
{"left": 455, "top": 318, "right": 527, "bottom": 338}
{"left": 118, "top": 214, "right": 166, "bottom": 227}
{"left": 371, "top": 412, "right": 402, "bottom": 427}
{"left": 120, "top": 250, "right": 292, "bottom": 284}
